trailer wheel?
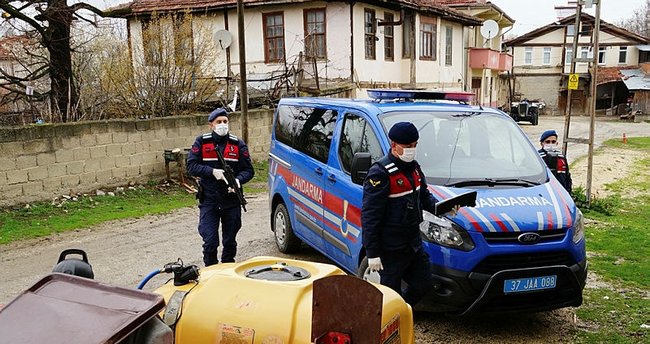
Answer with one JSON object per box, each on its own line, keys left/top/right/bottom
{"left": 532, "top": 113, "right": 539, "bottom": 125}
{"left": 273, "top": 203, "right": 301, "bottom": 253}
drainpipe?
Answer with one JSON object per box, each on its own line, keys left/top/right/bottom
{"left": 350, "top": 1, "right": 355, "bottom": 87}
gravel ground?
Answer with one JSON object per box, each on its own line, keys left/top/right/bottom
{"left": 1, "top": 115, "right": 648, "bottom": 343}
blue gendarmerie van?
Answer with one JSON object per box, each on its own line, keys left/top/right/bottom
{"left": 268, "top": 90, "right": 587, "bottom": 314}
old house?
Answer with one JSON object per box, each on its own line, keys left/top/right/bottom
{"left": 504, "top": 13, "right": 649, "bottom": 115}
{"left": 107, "top": 0, "right": 481, "bottom": 102}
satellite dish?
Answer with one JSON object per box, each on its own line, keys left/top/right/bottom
{"left": 480, "top": 20, "right": 499, "bottom": 39}
{"left": 214, "top": 29, "right": 233, "bottom": 49}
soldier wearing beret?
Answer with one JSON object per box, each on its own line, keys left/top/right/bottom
{"left": 187, "top": 108, "right": 254, "bottom": 266}
{"left": 361, "top": 122, "right": 457, "bottom": 305}
{"left": 538, "top": 129, "right": 572, "bottom": 193}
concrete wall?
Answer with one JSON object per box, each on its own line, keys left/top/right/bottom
{"left": 0, "top": 109, "right": 274, "bottom": 207}
{"left": 514, "top": 74, "right": 562, "bottom": 114}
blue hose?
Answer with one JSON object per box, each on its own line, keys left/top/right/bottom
{"left": 137, "top": 269, "right": 162, "bottom": 289}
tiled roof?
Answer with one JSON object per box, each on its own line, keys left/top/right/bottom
{"left": 596, "top": 65, "right": 640, "bottom": 85}
{"left": 108, "top": 0, "right": 481, "bottom": 25}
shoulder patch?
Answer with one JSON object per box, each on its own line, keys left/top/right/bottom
{"left": 229, "top": 133, "right": 238, "bottom": 141}
{"left": 202, "top": 133, "right": 212, "bottom": 140}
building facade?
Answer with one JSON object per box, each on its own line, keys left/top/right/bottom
{"left": 108, "top": 0, "right": 481, "bottom": 100}
{"left": 505, "top": 13, "right": 649, "bottom": 115}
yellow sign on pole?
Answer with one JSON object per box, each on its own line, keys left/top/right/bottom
{"left": 568, "top": 74, "right": 579, "bottom": 90}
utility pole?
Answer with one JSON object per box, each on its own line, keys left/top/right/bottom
{"left": 585, "top": 0, "right": 601, "bottom": 205}
{"left": 561, "top": 1, "right": 582, "bottom": 156}
{"left": 237, "top": 0, "right": 249, "bottom": 143}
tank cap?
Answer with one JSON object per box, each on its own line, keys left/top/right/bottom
{"left": 244, "top": 262, "right": 311, "bottom": 281}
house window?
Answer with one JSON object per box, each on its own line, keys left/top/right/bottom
{"left": 619, "top": 46, "right": 627, "bottom": 64}
{"left": 543, "top": 47, "right": 551, "bottom": 65}
{"left": 565, "top": 48, "right": 573, "bottom": 65}
{"left": 566, "top": 24, "right": 575, "bottom": 36}
{"left": 384, "top": 12, "right": 394, "bottom": 61}
{"left": 402, "top": 11, "right": 414, "bottom": 58}
{"left": 304, "top": 8, "right": 326, "bottom": 59}
{"left": 581, "top": 24, "right": 592, "bottom": 36}
{"left": 142, "top": 19, "right": 162, "bottom": 66}
{"left": 420, "top": 16, "right": 437, "bottom": 60}
{"left": 598, "top": 47, "right": 606, "bottom": 64}
{"left": 524, "top": 47, "right": 533, "bottom": 65}
{"left": 263, "top": 12, "right": 285, "bottom": 63}
{"left": 173, "top": 14, "right": 193, "bottom": 66}
{"left": 581, "top": 46, "right": 589, "bottom": 59}
{"left": 364, "top": 9, "right": 376, "bottom": 60}
{"left": 445, "top": 25, "right": 453, "bottom": 66}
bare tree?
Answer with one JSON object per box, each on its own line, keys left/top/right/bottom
{"left": 0, "top": 0, "right": 103, "bottom": 122}
{"left": 617, "top": 0, "right": 650, "bottom": 37}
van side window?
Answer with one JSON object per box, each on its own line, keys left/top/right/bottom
{"left": 338, "top": 114, "right": 383, "bottom": 173}
{"left": 275, "top": 105, "right": 337, "bottom": 163}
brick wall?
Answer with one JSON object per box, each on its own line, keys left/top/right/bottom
{"left": 0, "top": 109, "right": 274, "bottom": 207}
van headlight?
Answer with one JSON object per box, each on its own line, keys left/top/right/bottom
{"left": 419, "top": 211, "right": 475, "bottom": 251}
{"left": 572, "top": 208, "right": 585, "bottom": 244}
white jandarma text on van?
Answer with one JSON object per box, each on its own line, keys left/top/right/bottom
{"left": 291, "top": 175, "right": 324, "bottom": 204}
{"left": 475, "top": 196, "right": 553, "bottom": 208}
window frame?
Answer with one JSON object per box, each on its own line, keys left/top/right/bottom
{"left": 543, "top": 47, "right": 551, "bottom": 65}
{"left": 263, "top": 12, "right": 286, "bottom": 64}
{"left": 364, "top": 8, "right": 376, "bottom": 60}
{"left": 565, "top": 47, "right": 573, "bottom": 65}
{"left": 384, "top": 12, "right": 394, "bottom": 61}
{"left": 142, "top": 18, "right": 163, "bottom": 66}
{"left": 303, "top": 8, "right": 327, "bottom": 60}
{"left": 445, "top": 25, "right": 453, "bottom": 66}
{"left": 524, "top": 47, "right": 533, "bottom": 65}
{"left": 420, "top": 16, "right": 437, "bottom": 61}
{"left": 337, "top": 113, "right": 383, "bottom": 174}
{"left": 618, "top": 46, "right": 627, "bottom": 64}
{"left": 173, "top": 14, "right": 194, "bottom": 66}
{"left": 402, "top": 11, "right": 415, "bottom": 59}
{"left": 598, "top": 47, "right": 606, "bottom": 65}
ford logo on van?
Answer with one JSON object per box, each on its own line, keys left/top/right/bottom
{"left": 518, "top": 232, "right": 541, "bottom": 244}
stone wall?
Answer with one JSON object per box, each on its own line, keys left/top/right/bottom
{"left": 0, "top": 109, "right": 274, "bottom": 207}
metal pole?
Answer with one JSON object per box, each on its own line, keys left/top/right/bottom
{"left": 562, "top": 2, "right": 582, "bottom": 156}
{"left": 586, "top": 0, "right": 601, "bottom": 205}
{"left": 237, "top": 0, "right": 249, "bottom": 143}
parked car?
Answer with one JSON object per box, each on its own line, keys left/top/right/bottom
{"left": 268, "top": 90, "right": 587, "bottom": 314}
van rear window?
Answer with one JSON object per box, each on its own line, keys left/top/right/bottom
{"left": 275, "top": 105, "right": 337, "bottom": 163}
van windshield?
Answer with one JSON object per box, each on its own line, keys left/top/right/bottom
{"left": 380, "top": 111, "right": 547, "bottom": 186}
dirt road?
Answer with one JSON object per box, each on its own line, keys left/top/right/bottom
{"left": 1, "top": 115, "right": 648, "bottom": 343}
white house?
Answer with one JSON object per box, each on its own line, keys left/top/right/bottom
{"left": 504, "top": 13, "right": 649, "bottom": 115}
{"left": 107, "top": 0, "right": 481, "bottom": 101}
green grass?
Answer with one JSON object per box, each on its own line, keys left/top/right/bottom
{"left": 572, "top": 137, "right": 650, "bottom": 343}
{"left": 0, "top": 160, "right": 270, "bottom": 245}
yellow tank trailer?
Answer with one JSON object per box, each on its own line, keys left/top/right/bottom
{"left": 155, "top": 256, "right": 414, "bottom": 343}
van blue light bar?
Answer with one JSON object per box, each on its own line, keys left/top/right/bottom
{"left": 367, "top": 89, "right": 474, "bottom": 103}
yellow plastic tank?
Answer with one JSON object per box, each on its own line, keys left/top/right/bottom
{"left": 155, "top": 256, "right": 414, "bottom": 344}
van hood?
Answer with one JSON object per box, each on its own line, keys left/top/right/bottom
{"left": 428, "top": 180, "right": 575, "bottom": 233}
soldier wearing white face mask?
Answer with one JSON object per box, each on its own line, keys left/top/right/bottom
{"left": 361, "top": 122, "right": 454, "bottom": 306}
{"left": 187, "top": 108, "right": 254, "bottom": 266}
{"left": 538, "top": 129, "right": 572, "bottom": 193}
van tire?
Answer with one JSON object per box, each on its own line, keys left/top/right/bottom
{"left": 273, "top": 203, "right": 301, "bottom": 253}
{"left": 357, "top": 256, "right": 381, "bottom": 284}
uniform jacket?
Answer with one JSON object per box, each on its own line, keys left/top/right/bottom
{"left": 538, "top": 148, "right": 572, "bottom": 193}
{"left": 361, "top": 154, "right": 437, "bottom": 259}
{"left": 187, "top": 132, "right": 254, "bottom": 208}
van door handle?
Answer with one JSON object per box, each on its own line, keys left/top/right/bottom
{"left": 314, "top": 167, "right": 323, "bottom": 175}
{"left": 327, "top": 174, "right": 336, "bottom": 182}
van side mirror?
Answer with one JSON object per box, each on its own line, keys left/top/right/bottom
{"left": 350, "top": 152, "right": 372, "bottom": 185}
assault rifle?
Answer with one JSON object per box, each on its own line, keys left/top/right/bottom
{"left": 215, "top": 147, "right": 248, "bottom": 212}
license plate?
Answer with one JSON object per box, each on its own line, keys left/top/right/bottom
{"left": 503, "top": 275, "right": 557, "bottom": 293}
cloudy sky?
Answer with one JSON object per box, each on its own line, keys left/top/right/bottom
{"left": 84, "top": 0, "right": 644, "bottom": 37}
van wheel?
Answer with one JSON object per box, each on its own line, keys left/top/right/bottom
{"left": 357, "top": 256, "right": 381, "bottom": 283}
{"left": 273, "top": 203, "right": 301, "bottom": 253}
{"left": 531, "top": 113, "right": 539, "bottom": 125}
